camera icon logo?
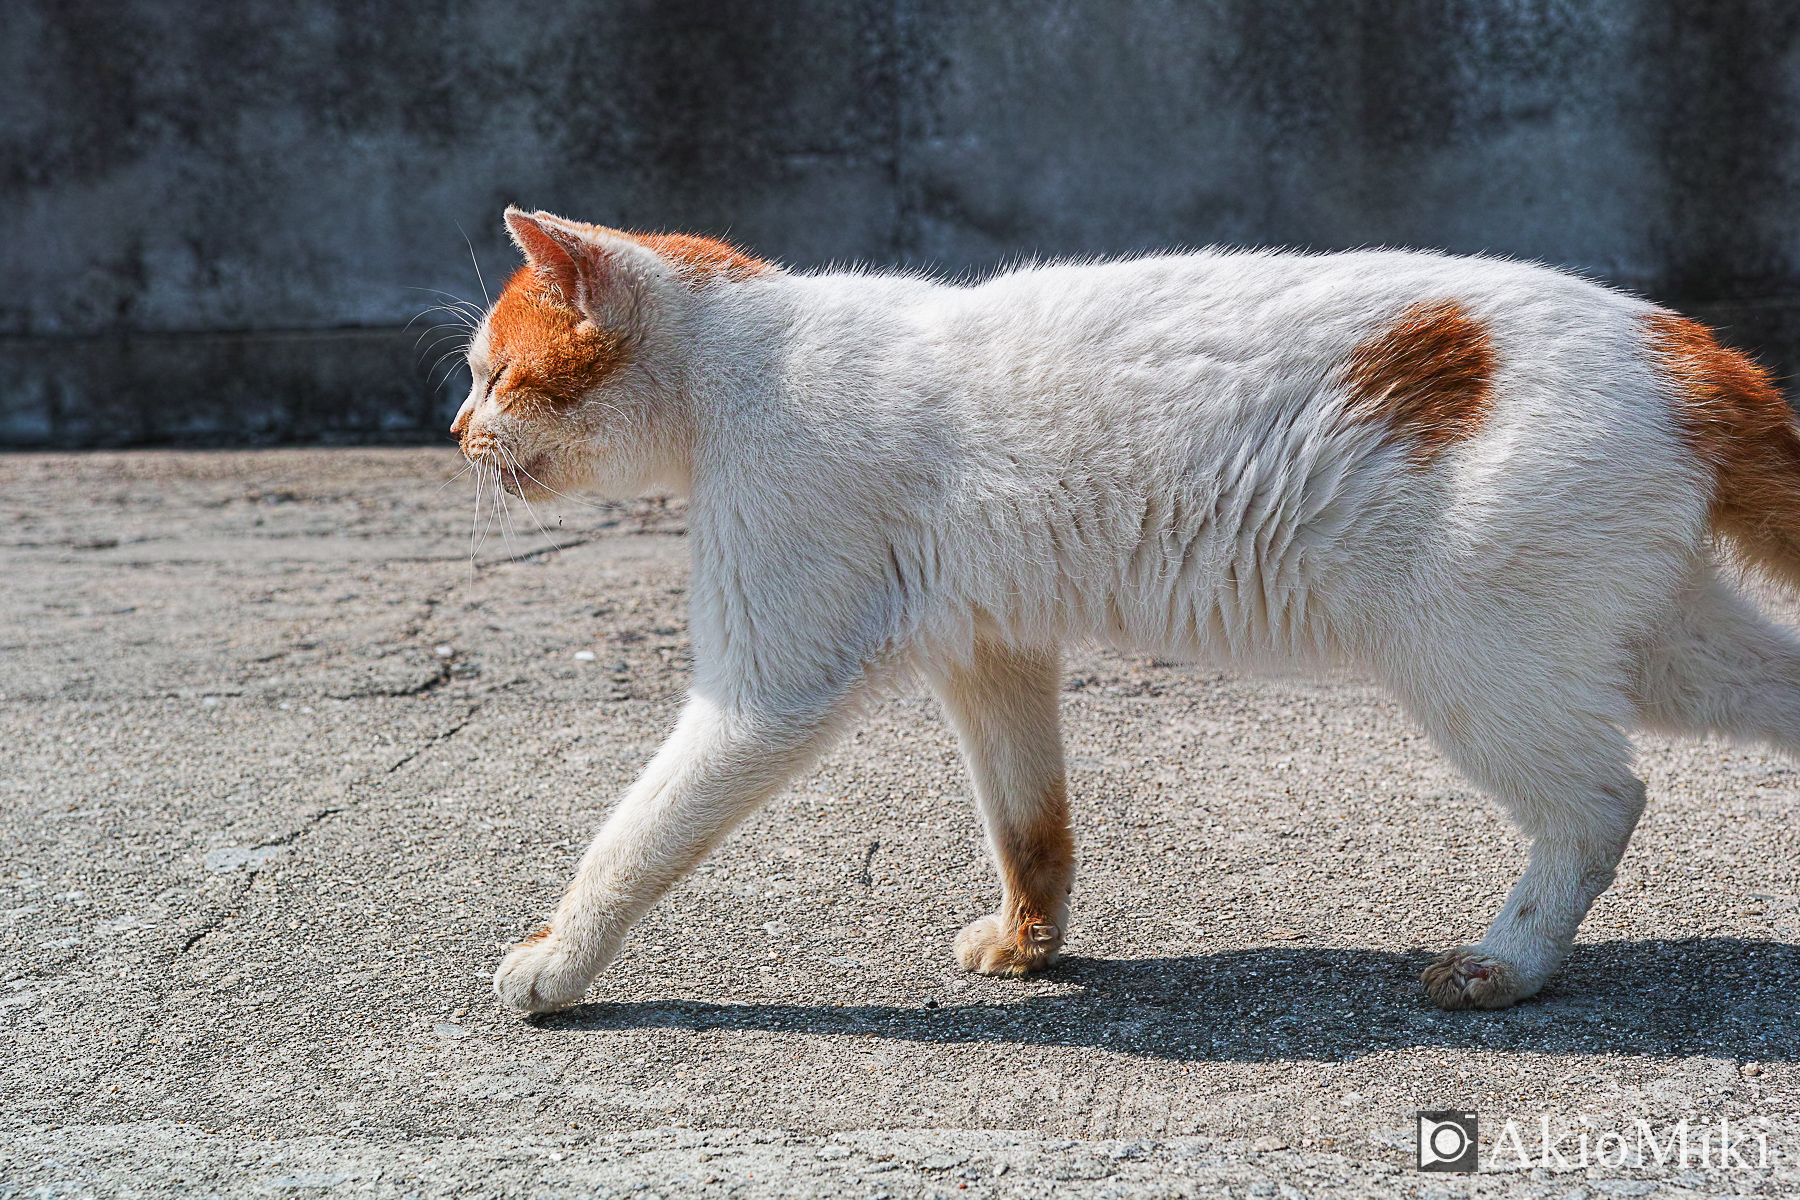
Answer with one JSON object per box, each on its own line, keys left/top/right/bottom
{"left": 1416, "top": 1110, "right": 1478, "bottom": 1172}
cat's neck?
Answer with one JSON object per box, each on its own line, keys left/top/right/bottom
{"left": 610, "top": 269, "right": 945, "bottom": 500}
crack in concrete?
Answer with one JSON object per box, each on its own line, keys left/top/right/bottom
{"left": 861, "top": 840, "right": 881, "bottom": 892}
{"left": 462, "top": 511, "right": 685, "bottom": 573}
{"left": 527, "top": 1050, "right": 585, "bottom": 1113}
{"left": 175, "top": 874, "right": 259, "bottom": 958}
{"left": 370, "top": 702, "right": 482, "bottom": 778}
{"left": 260, "top": 806, "right": 346, "bottom": 848}
{"left": 473, "top": 533, "right": 598, "bottom": 569}
{"left": 323, "top": 660, "right": 453, "bottom": 700}
{"left": 169, "top": 701, "right": 481, "bottom": 963}
{"left": 109, "top": 697, "right": 492, "bottom": 1095}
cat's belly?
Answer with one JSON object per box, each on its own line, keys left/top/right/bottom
{"left": 939, "top": 465, "right": 1394, "bottom": 672}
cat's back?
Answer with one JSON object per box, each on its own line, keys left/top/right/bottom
{"left": 713, "top": 248, "right": 1696, "bottom": 668}
{"left": 879, "top": 248, "right": 1662, "bottom": 475}
{"left": 894, "top": 249, "right": 1685, "bottom": 659}
{"left": 769, "top": 248, "right": 1648, "bottom": 430}
{"left": 932, "top": 247, "right": 1645, "bottom": 385}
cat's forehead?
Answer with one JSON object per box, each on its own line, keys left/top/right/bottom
{"left": 481, "top": 268, "right": 629, "bottom": 407}
{"left": 486, "top": 266, "right": 575, "bottom": 348}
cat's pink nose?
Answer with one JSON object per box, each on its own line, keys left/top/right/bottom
{"left": 450, "top": 393, "right": 478, "bottom": 436}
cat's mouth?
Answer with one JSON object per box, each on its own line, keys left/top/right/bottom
{"left": 497, "top": 453, "right": 552, "bottom": 497}
{"left": 460, "top": 437, "right": 553, "bottom": 498}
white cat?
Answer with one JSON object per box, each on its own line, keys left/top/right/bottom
{"left": 455, "top": 207, "right": 1800, "bottom": 1014}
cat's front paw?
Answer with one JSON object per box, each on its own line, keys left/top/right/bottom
{"left": 493, "top": 927, "right": 591, "bottom": 1013}
{"left": 954, "top": 913, "right": 1063, "bottom": 977}
{"left": 1421, "top": 946, "right": 1531, "bottom": 1010}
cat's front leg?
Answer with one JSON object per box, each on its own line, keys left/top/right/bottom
{"left": 494, "top": 694, "right": 846, "bottom": 1013}
{"left": 930, "top": 642, "right": 1075, "bottom": 977}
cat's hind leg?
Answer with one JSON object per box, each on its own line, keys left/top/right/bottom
{"left": 928, "top": 641, "right": 1074, "bottom": 976}
{"left": 1394, "top": 659, "right": 1647, "bottom": 1010}
{"left": 1630, "top": 562, "right": 1800, "bottom": 753}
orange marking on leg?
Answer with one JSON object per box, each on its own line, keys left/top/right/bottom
{"left": 1341, "top": 299, "right": 1496, "bottom": 461}
{"left": 993, "top": 778, "right": 1075, "bottom": 968}
{"left": 517, "top": 924, "right": 553, "bottom": 948}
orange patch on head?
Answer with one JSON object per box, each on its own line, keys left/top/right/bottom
{"left": 1341, "top": 299, "right": 1496, "bottom": 461}
{"left": 629, "top": 232, "right": 771, "bottom": 287}
{"left": 485, "top": 266, "right": 632, "bottom": 410}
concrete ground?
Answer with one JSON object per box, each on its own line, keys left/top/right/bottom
{"left": 0, "top": 448, "right": 1795, "bottom": 1199}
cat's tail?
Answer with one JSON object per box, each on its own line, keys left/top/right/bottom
{"left": 1646, "top": 311, "right": 1800, "bottom": 588}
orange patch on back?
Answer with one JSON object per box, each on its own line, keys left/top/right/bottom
{"left": 486, "top": 266, "right": 632, "bottom": 410}
{"left": 629, "top": 232, "right": 772, "bottom": 286}
{"left": 1342, "top": 299, "right": 1497, "bottom": 461}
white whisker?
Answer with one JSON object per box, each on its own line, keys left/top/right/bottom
{"left": 491, "top": 463, "right": 524, "bottom": 558}
{"left": 406, "top": 304, "right": 480, "bottom": 334}
{"left": 477, "top": 466, "right": 503, "bottom": 559}
{"left": 499, "top": 454, "right": 618, "bottom": 513}
{"left": 414, "top": 323, "right": 473, "bottom": 349}
{"left": 500, "top": 445, "right": 573, "bottom": 553}
{"left": 404, "top": 286, "right": 487, "bottom": 317}
{"left": 435, "top": 460, "right": 474, "bottom": 496}
{"left": 417, "top": 332, "right": 473, "bottom": 367}
{"left": 467, "top": 461, "right": 484, "bottom": 591}
{"left": 412, "top": 327, "right": 474, "bottom": 360}
{"left": 427, "top": 346, "right": 475, "bottom": 389}
{"left": 457, "top": 222, "right": 493, "bottom": 308}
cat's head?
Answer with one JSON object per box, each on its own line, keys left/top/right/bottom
{"left": 452, "top": 207, "right": 771, "bottom": 499}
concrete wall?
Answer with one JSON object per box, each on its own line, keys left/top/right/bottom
{"left": 5, "top": 1, "right": 1799, "bottom": 446}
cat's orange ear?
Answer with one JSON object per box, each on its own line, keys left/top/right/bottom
{"left": 503, "top": 207, "right": 642, "bottom": 326}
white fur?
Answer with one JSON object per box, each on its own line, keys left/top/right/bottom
{"left": 464, "top": 235, "right": 1799, "bottom": 1013}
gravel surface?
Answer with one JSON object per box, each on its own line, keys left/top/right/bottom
{"left": 1, "top": 449, "right": 1795, "bottom": 1198}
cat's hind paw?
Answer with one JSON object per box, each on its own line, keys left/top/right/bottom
{"left": 493, "top": 926, "right": 591, "bottom": 1014}
{"left": 1421, "top": 946, "right": 1530, "bottom": 1010}
{"left": 954, "top": 913, "right": 1063, "bottom": 977}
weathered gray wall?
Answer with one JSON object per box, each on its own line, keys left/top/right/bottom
{"left": 4, "top": 1, "right": 1799, "bottom": 446}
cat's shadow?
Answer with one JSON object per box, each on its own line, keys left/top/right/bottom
{"left": 534, "top": 938, "right": 1798, "bottom": 1062}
